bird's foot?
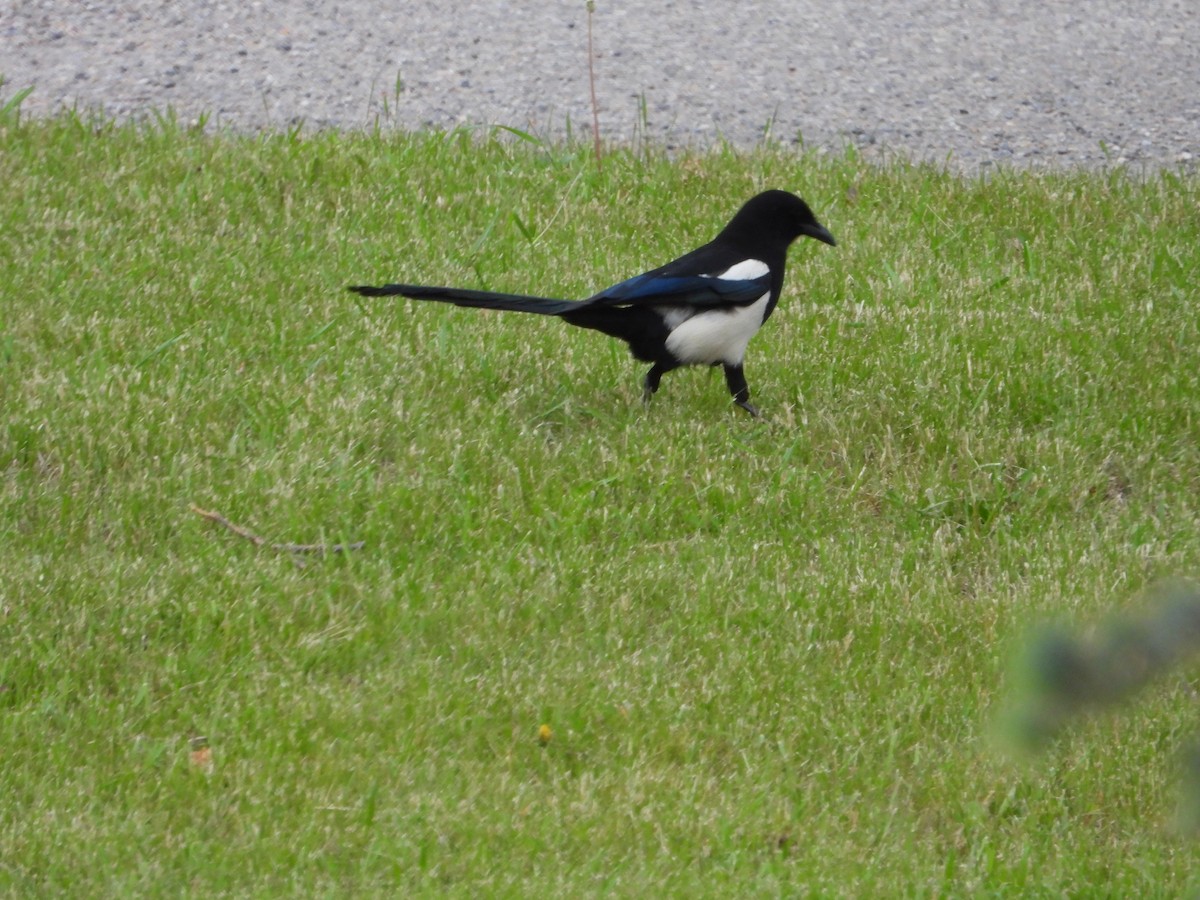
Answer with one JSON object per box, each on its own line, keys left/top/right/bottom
{"left": 735, "top": 398, "right": 761, "bottom": 418}
{"left": 642, "top": 374, "right": 658, "bottom": 406}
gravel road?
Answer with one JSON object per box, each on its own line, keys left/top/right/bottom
{"left": 4, "top": 1, "right": 1198, "bottom": 172}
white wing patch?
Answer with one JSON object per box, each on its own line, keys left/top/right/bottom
{"left": 663, "top": 258, "right": 771, "bottom": 366}
{"left": 713, "top": 258, "right": 770, "bottom": 281}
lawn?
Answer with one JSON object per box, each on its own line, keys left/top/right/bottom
{"left": 2, "top": 101, "right": 1200, "bottom": 894}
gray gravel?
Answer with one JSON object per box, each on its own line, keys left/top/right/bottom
{"left": 4, "top": 0, "right": 1198, "bottom": 172}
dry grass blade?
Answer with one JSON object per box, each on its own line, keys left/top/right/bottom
{"left": 190, "top": 504, "right": 365, "bottom": 556}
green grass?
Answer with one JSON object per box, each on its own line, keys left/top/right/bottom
{"left": 2, "top": 105, "right": 1200, "bottom": 895}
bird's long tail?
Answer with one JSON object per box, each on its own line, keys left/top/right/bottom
{"left": 347, "top": 284, "right": 578, "bottom": 316}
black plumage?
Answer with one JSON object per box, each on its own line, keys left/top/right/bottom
{"left": 349, "top": 189, "right": 835, "bottom": 415}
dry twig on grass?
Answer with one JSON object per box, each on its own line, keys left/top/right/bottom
{"left": 190, "top": 504, "right": 364, "bottom": 558}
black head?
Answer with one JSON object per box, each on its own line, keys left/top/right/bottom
{"left": 720, "top": 189, "right": 837, "bottom": 249}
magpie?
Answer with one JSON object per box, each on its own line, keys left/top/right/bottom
{"left": 348, "top": 189, "right": 835, "bottom": 416}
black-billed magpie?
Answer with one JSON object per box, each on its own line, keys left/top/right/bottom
{"left": 349, "top": 190, "right": 835, "bottom": 416}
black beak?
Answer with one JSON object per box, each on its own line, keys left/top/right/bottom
{"left": 806, "top": 223, "right": 837, "bottom": 247}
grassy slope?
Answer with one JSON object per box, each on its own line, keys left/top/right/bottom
{"left": 2, "top": 110, "right": 1200, "bottom": 894}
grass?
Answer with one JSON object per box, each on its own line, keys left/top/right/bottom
{"left": 2, "top": 103, "right": 1200, "bottom": 895}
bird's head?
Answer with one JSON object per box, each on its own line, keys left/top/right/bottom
{"left": 723, "top": 189, "right": 837, "bottom": 249}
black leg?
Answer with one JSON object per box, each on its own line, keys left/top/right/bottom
{"left": 642, "top": 361, "right": 677, "bottom": 405}
{"left": 723, "top": 363, "right": 760, "bottom": 417}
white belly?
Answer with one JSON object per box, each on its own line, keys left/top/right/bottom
{"left": 664, "top": 291, "right": 770, "bottom": 365}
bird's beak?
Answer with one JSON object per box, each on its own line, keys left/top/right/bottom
{"left": 806, "top": 224, "right": 837, "bottom": 247}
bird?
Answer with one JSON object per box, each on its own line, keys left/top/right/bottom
{"left": 348, "top": 189, "right": 836, "bottom": 416}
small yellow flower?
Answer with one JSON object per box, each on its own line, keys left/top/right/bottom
{"left": 537, "top": 723, "right": 553, "bottom": 745}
